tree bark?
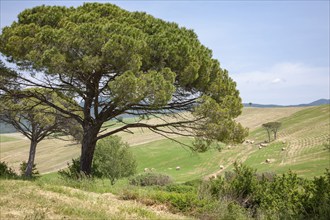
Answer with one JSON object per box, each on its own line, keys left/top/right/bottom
{"left": 25, "top": 140, "right": 37, "bottom": 177}
{"left": 267, "top": 130, "right": 271, "bottom": 143}
{"left": 80, "top": 124, "right": 101, "bottom": 175}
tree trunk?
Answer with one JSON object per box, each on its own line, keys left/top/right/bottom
{"left": 267, "top": 130, "right": 271, "bottom": 143}
{"left": 274, "top": 131, "right": 277, "bottom": 140}
{"left": 80, "top": 124, "right": 101, "bottom": 175}
{"left": 25, "top": 140, "right": 37, "bottom": 177}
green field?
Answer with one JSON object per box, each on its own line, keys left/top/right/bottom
{"left": 129, "top": 105, "right": 330, "bottom": 180}
{"left": 0, "top": 135, "right": 19, "bottom": 143}
{"left": 131, "top": 137, "right": 224, "bottom": 182}
{"left": 1, "top": 105, "right": 329, "bottom": 179}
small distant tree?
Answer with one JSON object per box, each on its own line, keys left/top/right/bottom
{"left": 262, "top": 123, "right": 272, "bottom": 143}
{"left": 262, "top": 122, "right": 281, "bottom": 142}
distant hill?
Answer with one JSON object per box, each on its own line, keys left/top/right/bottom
{"left": 244, "top": 99, "right": 330, "bottom": 108}
{"left": 0, "top": 122, "right": 16, "bottom": 134}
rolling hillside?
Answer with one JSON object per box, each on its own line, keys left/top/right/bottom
{"left": 0, "top": 105, "right": 329, "bottom": 179}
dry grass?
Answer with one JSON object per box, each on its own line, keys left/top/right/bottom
{"left": 236, "top": 107, "right": 306, "bottom": 130}
{"left": 0, "top": 135, "right": 80, "bottom": 174}
{"left": 0, "top": 179, "right": 189, "bottom": 220}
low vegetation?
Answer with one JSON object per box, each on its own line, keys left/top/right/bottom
{"left": 59, "top": 136, "right": 137, "bottom": 185}
{"left": 3, "top": 162, "right": 328, "bottom": 219}
{"left": 19, "top": 161, "right": 39, "bottom": 178}
{"left": 0, "top": 161, "right": 17, "bottom": 178}
{"left": 129, "top": 172, "right": 173, "bottom": 186}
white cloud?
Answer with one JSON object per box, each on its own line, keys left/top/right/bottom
{"left": 271, "top": 78, "right": 285, "bottom": 84}
{"left": 231, "top": 62, "right": 329, "bottom": 105}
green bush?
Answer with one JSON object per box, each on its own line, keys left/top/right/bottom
{"left": 0, "top": 161, "right": 17, "bottom": 178}
{"left": 165, "top": 184, "right": 195, "bottom": 193}
{"left": 302, "top": 169, "right": 330, "bottom": 219}
{"left": 129, "top": 172, "right": 172, "bottom": 186}
{"left": 20, "top": 161, "right": 39, "bottom": 177}
{"left": 93, "top": 136, "right": 137, "bottom": 185}
{"left": 59, "top": 136, "right": 136, "bottom": 184}
{"left": 58, "top": 157, "right": 84, "bottom": 180}
{"left": 202, "top": 163, "right": 330, "bottom": 219}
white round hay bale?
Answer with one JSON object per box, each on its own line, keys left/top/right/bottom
{"left": 176, "top": 166, "right": 181, "bottom": 171}
{"left": 219, "top": 165, "right": 224, "bottom": 169}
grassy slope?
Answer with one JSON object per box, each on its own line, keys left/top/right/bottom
{"left": 0, "top": 134, "right": 19, "bottom": 143}
{"left": 130, "top": 137, "right": 225, "bottom": 182}
{"left": 245, "top": 104, "right": 330, "bottom": 178}
{"left": 0, "top": 136, "right": 80, "bottom": 173}
{"left": 0, "top": 178, "right": 188, "bottom": 220}
{"left": 1, "top": 106, "right": 329, "bottom": 179}
{"left": 131, "top": 105, "right": 330, "bottom": 180}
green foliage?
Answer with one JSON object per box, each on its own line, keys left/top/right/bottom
{"left": 262, "top": 121, "right": 281, "bottom": 142}
{"left": 59, "top": 136, "right": 136, "bottom": 184}
{"left": 20, "top": 161, "right": 39, "bottom": 177}
{"left": 193, "top": 96, "right": 248, "bottom": 150}
{"left": 203, "top": 163, "right": 330, "bottom": 219}
{"left": 0, "top": 161, "right": 17, "bottom": 178}
{"left": 58, "top": 157, "right": 83, "bottom": 180}
{"left": 129, "top": 173, "right": 172, "bottom": 186}
{"left": 93, "top": 136, "right": 137, "bottom": 185}
{"left": 0, "top": 3, "right": 247, "bottom": 168}
{"left": 303, "top": 169, "right": 330, "bottom": 219}
{"left": 0, "top": 60, "right": 18, "bottom": 91}
{"left": 164, "top": 184, "right": 195, "bottom": 194}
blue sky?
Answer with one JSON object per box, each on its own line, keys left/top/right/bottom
{"left": 1, "top": 0, "right": 329, "bottom": 105}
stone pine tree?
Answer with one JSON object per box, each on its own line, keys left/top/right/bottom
{"left": 0, "top": 60, "right": 18, "bottom": 94}
{"left": 0, "top": 3, "right": 248, "bottom": 175}
{"left": 270, "top": 122, "right": 281, "bottom": 140}
{"left": 262, "top": 123, "right": 272, "bottom": 143}
{"left": 262, "top": 122, "right": 281, "bottom": 142}
{"left": 0, "top": 87, "right": 81, "bottom": 177}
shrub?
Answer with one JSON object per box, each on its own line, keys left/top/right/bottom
{"left": 0, "top": 161, "right": 17, "bottom": 178}
{"left": 20, "top": 161, "right": 39, "bottom": 177}
{"left": 303, "top": 169, "right": 330, "bottom": 219}
{"left": 201, "top": 163, "right": 330, "bottom": 219}
{"left": 58, "top": 157, "right": 84, "bottom": 180}
{"left": 93, "top": 136, "right": 137, "bottom": 185}
{"left": 59, "top": 136, "right": 137, "bottom": 184}
{"left": 129, "top": 173, "right": 172, "bottom": 186}
{"left": 165, "top": 184, "right": 195, "bottom": 193}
